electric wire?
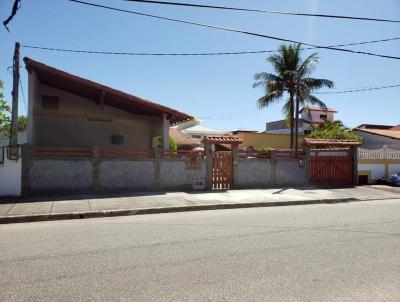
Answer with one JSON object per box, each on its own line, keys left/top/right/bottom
{"left": 21, "top": 37, "right": 400, "bottom": 56}
{"left": 123, "top": 0, "right": 400, "bottom": 24}
{"left": 68, "top": 0, "right": 400, "bottom": 60}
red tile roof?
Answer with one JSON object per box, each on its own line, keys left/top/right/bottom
{"left": 202, "top": 135, "right": 242, "bottom": 144}
{"left": 24, "top": 57, "right": 193, "bottom": 125}
{"left": 169, "top": 128, "right": 201, "bottom": 146}
{"left": 303, "top": 138, "right": 361, "bottom": 147}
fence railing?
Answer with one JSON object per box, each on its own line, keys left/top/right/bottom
{"left": 31, "top": 146, "right": 93, "bottom": 157}
{"left": 239, "top": 151, "right": 271, "bottom": 158}
{"left": 162, "top": 150, "right": 204, "bottom": 158}
{"left": 239, "top": 149, "right": 303, "bottom": 159}
{"left": 358, "top": 145, "right": 400, "bottom": 160}
{"left": 100, "top": 147, "right": 153, "bottom": 158}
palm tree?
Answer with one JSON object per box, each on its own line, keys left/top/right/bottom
{"left": 253, "top": 43, "right": 334, "bottom": 151}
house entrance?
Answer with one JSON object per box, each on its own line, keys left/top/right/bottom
{"left": 309, "top": 153, "right": 353, "bottom": 185}
{"left": 212, "top": 152, "right": 233, "bottom": 189}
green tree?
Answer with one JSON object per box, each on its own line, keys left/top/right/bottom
{"left": 0, "top": 80, "right": 11, "bottom": 138}
{"left": 0, "top": 80, "right": 28, "bottom": 139}
{"left": 307, "top": 120, "right": 362, "bottom": 141}
{"left": 253, "top": 43, "right": 334, "bottom": 150}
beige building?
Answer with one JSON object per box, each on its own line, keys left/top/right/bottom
{"left": 24, "top": 58, "right": 192, "bottom": 150}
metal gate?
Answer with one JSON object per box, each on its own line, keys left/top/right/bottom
{"left": 309, "top": 155, "right": 353, "bottom": 185}
{"left": 212, "top": 152, "right": 233, "bottom": 189}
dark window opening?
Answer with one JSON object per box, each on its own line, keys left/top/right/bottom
{"left": 0, "top": 147, "right": 4, "bottom": 165}
{"left": 111, "top": 135, "right": 124, "bottom": 145}
{"left": 42, "top": 95, "right": 59, "bottom": 110}
{"left": 358, "top": 175, "right": 369, "bottom": 185}
{"left": 320, "top": 114, "right": 328, "bottom": 119}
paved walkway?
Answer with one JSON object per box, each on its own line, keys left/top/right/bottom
{"left": 1, "top": 185, "right": 399, "bottom": 223}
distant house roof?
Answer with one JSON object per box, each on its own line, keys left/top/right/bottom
{"left": 230, "top": 129, "right": 258, "bottom": 134}
{"left": 354, "top": 125, "right": 400, "bottom": 140}
{"left": 169, "top": 128, "right": 201, "bottom": 147}
{"left": 24, "top": 58, "right": 193, "bottom": 125}
{"left": 355, "top": 124, "right": 394, "bottom": 130}
{"left": 181, "top": 124, "right": 225, "bottom": 135}
{"left": 300, "top": 107, "right": 337, "bottom": 113}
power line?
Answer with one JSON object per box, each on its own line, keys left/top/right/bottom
{"left": 68, "top": 0, "right": 400, "bottom": 60}
{"left": 315, "top": 84, "right": 400, "bottom": 94}
{"left": 200, "top": 84, "right": 400, "bottom": 120}
{"left": 21, "top": 37, "right": 400, "bottom": 56}
{"left": 123, "top": 0, "right": 400, "bottom": 24}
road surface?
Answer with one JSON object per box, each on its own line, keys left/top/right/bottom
{"left": 1, "top": 199, "right": 399, "bottom": 301}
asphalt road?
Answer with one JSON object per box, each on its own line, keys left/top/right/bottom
{"left": 1, "top": 199, "right": 400, "bottom": 302}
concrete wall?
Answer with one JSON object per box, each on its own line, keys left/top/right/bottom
{"left": 236, "top": 132, "right": 304, "bottom": 149}
{"left": 30, "top": 78, "right": 163, "bottom": 148}
{"left": 22, "top": 148, "right": 206, "bottom": 193}
{"left": 160, "top": 158, "right": 206, "bottom": 190}
{"left": 234, "top": 157, "right": 308, "bottom": 188}
{"left": 0, "top": 147, "right": 22, "bottom": 196}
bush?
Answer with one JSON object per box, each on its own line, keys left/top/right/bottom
{"left": 257, "top": 146, "right": 273, "bottom": 153}
{"left": 156, "top": 136, "right": 177, "bottom": 153}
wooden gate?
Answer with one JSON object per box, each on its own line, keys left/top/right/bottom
{"left": 309, "top": 155, "right": 353, "bottom": 185}
{"left": 212, "top": 152, "right": 233, "bottom": 189}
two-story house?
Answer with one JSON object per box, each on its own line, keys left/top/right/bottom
{"left": 265, "top": 107, "right": 337, "bottom": 135}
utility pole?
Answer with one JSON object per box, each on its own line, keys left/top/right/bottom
{"left": 8, "top": 42, "right": 20, "bottom": 160}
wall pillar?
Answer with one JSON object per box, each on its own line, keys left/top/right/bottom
{"left": 205, "top": 143, "right": 213, "bottom": 190}
{"left": 232, "top": 144, "right": 239, "bottom": 188}
{"left": 162, "top": 113, "right": 169, "bottom": 151}
{"left": 352, "top": 146, "right": 358, "bottom": 185}
{"left": 91, "top": 146, "right": 101, "bottom": 191}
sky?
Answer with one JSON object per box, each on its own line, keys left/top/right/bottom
{"left": 0, "top": 0, "right": 399, "bottom": 132}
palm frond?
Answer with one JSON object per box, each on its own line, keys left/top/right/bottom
{"left": 303, "top": 78, "right": 334, "bottom": 90}
{"left": 257, "top": 90, "right": 284, "bottom": 109}
{"left": 303, "top": 94, "right": 327, "bottom": 109}
{"left": 298, "top": 53, "right": 319, "bottom": 77}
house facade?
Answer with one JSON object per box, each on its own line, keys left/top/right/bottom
{"left": 353, "top": 124, "right": 400, "bottom": 148}
{"left": 265, "top": 107, "right": 337, "bottom": 135}
{"left": 25, "top": 58, "right": 192, "bottom": 150}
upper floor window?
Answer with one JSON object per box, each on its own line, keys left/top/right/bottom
{"left": 320, "top": 114, "right": 327, "bottom": 120}
{"left": 41, "top": 95, "right": 59, "bottom": 110}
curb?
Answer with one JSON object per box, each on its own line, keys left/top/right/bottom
{"left": 0, "top": 197, "right": 361, "bottom": 224}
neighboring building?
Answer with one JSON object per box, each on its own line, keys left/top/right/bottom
{"left": 353, "top": 124, "right": 400, "bottom": 148}
{"left": 24, "top": 58, "right": 193, "bottom": 150}
{"left": 265, "top": 107, "right": 337, "bottom": 135}
{"left": 169, "top": 128, "right": 201, "bottom": 150}
{"left": 174, "top": 118, "right": 226, "bottom": 140}
{"left": 233, "top": 130, "right": 303, "bottom": 150}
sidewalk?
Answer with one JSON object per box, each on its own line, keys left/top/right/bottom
{"left": 1, "top": 185, "right": 399, "bottom": 224}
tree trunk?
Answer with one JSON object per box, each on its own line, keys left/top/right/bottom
{"left": 289, "top": 94, "right": 294, "bottom": 149}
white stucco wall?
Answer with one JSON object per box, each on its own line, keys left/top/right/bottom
{"left": 388, "top": 164, "right": 400, "bottom": 176}
{"left": 354, "top": 130, "right": 400, "bottom": 148}
{"left": 0, "top": 147, "right": 22, "bottom": 196}
{"left": 358, "top": 164, "right": 385, "bottom": 180}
